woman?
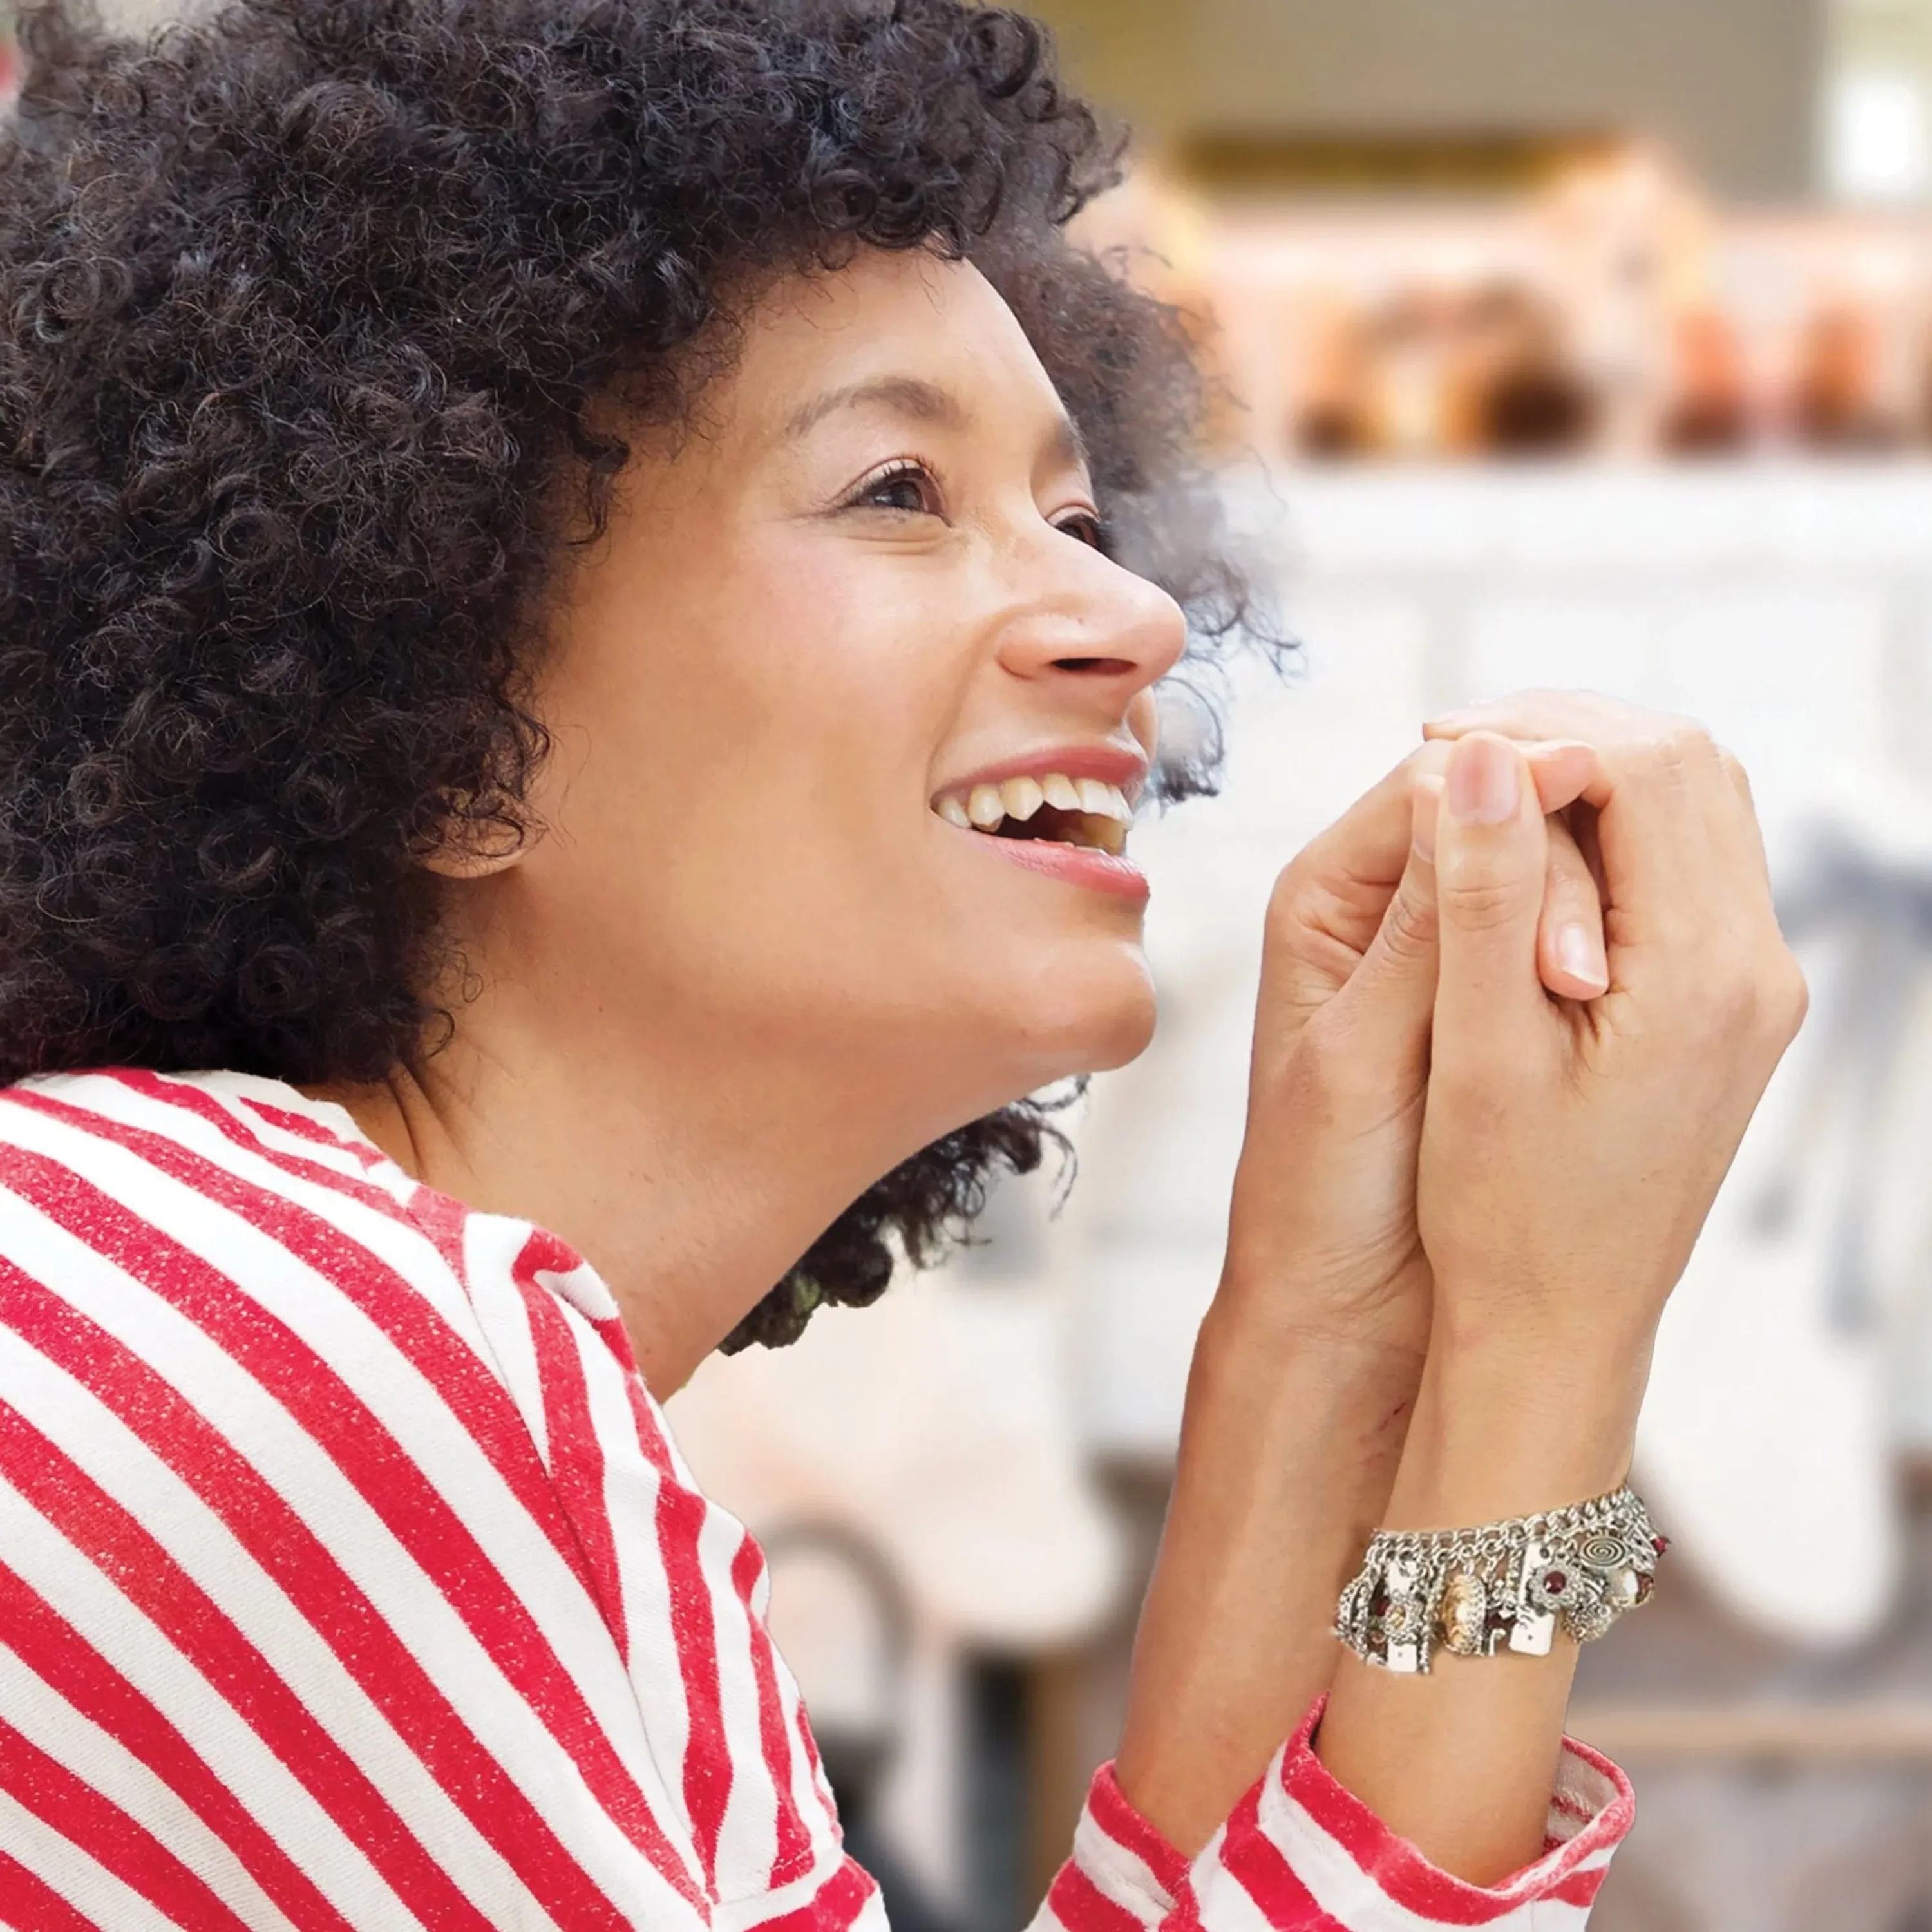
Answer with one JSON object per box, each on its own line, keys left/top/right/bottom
{"left": 0, "top": 3, "right": 1803, "bottom": 1927}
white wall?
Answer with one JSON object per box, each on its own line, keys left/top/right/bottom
{"left": 1066, "top": 459, "right": 1932, "bottom": 1462}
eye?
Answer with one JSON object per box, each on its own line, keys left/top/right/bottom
{"left": 848, "top": 459, "right": 943, "bottom": 519}
{"left": 1055, "top": 509, "right": 1113, "bottom": 556}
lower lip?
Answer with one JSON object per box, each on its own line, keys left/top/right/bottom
{"left": 961, "top": 831, "right": 1150, "bottom": 903}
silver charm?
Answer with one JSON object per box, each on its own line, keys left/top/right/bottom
{"left": 1508, "top": 1540, "right": 1559, "bottom": 1656}
{"left": 1439, "top": 1570, "right": 1490, "bottom": 1656}
{"left": 1604, "top": 1564, "right": 1645, "bottom": 1609}
{"left": 1577, "top": 1532, "right": 1633, "bottom": 1569}
{"left": 1564, "top": 1599, "right": 1619, "bottom": 1643}
{"left": 1379, "top": 1553, "right": 1426, "bottom": 1674}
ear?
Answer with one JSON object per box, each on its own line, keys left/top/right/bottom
{"left": 420, "top": 804, "right": 532, "bottom": 882}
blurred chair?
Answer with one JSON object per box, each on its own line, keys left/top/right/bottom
{"left": 759, "top": 1522, "right": 966, "bottom": 1932}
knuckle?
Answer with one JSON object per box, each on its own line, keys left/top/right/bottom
{"left": 1378, "top": 880, "right": 1437, "bottom": 960}
{"left": 1707, "top": 973, "right": 1761, "bottom": 1039}
{"left": 1659, "top": 719, "right": 1717, "bottom": 768}
{"left": 1264, "top": 859, "right": 1311, "bottom": 932}
{"left": 1707, "top": 947, "right": 1810, "bottom": 1046}
{"left": 1544, "top": 844, "right": 1598, "bottom": 913}
{"left": 1609, "top": 714, "right": 1719, "bottom": 791}
{"left": 1773, "top": 953, "right": 1811, "bottom": 1037}
{"left": 1438, "top": 871, "right": 1532, "bottom": 933}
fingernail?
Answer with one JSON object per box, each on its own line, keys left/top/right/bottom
{"left": 1557, "top": 923, "right": 1609, "bottom": 994}
{"left": 1445, "top": 735, "right": 1521, "bottom": 825}
{"left": 1412, "top": 773, "right": 1443, "bottom": 864}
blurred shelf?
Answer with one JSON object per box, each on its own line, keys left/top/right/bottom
{"left": 1569, "top": 1702, "right": 1932, "bottom": 1765}
{"left": 1175, "top": 128, "right": 1624, "bottom": 196}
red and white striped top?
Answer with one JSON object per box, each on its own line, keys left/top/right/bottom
{"left": 0, "top": 1068, "right": 1633, "bottom": 1931}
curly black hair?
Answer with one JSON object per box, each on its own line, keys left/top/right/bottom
{"left": 0, "top": 0, "right": 1258, "bottom": 1351}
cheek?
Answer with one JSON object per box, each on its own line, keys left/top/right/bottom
{"left": 592, "top": 541, "right": 940, "bottom": 814}
{"left": 531, "top": 552, "right": 964, "bottom": 1001}
{"left": 720, "top": 547, "right": 958, "bottom": 812}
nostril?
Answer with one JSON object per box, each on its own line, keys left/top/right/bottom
{"left": 1052, "top": 656, "right": 1138, "bottom": 676}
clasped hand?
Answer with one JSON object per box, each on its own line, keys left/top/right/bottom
{"left": 1218, "top": 690, "right": 1808, "bottom": 1480}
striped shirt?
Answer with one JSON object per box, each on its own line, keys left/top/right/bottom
{"left": 0, "top": 1067, "right": 1633, "bottom": 1930}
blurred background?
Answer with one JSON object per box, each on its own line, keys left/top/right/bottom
{"left": 667, "top": 7, "right": 1932, "bottom": 1931}
{"left": 37, "top": 1, "right": 1932, "bottom": 1927}
{"left": 671, "top": 7, "right": 1932, "bottom": 1929}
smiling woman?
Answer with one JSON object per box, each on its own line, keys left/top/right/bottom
{"left": 0, "top": 0, "right": 1244, "bottom": 1361}
{"left": 420, "top": 243, "right": 1194, "bottom": 1378}
{"left": 0, "top": 2, "right": 1808, "bottom": 1929}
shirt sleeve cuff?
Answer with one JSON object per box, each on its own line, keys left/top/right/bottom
{"left": 1217, "top": 1698, "right": 1634, "bottom": 1926}
{"left": 1056, "top": 1699, "right": 1634, "bottom": 1931}
{"left": 1046, "top": 1758, "right": 1189, "bottom": 1927}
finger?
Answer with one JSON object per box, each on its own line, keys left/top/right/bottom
{"left": 1522, "top": 739, "right": 1602, "bottom": 815}
{"left": 1432, "top": 733, "right": 1555, "bottom": 1048}
{"left": 1426, "top": 726, "right": 1601, "bottom": 803}
{"left": 1283, "top": 737, "right": 1598, "bottom": 961}
{"left": 1335, "top": 772, "right": 1444, "bottom": 1056}
{"left": 1258, "top": 754, "right": 1437, "bottom": 1059}
{"left": 1424, "top": 690, "right": 1643, "bottom": 748}
{"left": 1430, "top": 698, "right": 1723, "bottom": 966}
{"left": 1539, "top": 816, "right": 1609, "bottom": 1001}
{"left": 1428, "top": 695, "right": 1743, "bottom": 874}
{"left": 1412, "top": 773, "right": 1606, "bottom": 1001}
{"left": 1273, "top": 752, "right": 1437, "bottom": 964}
{"left": 1262, "top": 738, "right": 1608, "bottom": 1046}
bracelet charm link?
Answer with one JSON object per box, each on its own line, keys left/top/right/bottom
{"left": 1334, "top": 1486, "right": 1666, "bottom": 1675}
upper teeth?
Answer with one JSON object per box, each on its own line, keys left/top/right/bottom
{"left": 933, "top": 773, "right": 1135, "bottom": 834}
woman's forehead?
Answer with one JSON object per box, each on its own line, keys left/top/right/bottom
{"left": 725, "top": 249, "right": 1062, "bottom": 444}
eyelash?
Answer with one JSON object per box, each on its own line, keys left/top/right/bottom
{"left": 845, "top": 458, "right": 1112, "bottom": 554}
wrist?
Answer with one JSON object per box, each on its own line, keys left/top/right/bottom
{"left": 1166, "top": 1305, "right": 1424, "bottom": 1580}
{"left": 1209, "top": 1246, "right": 1435, "bottom": 1373}
{"left": 1379, "top": 1336, "right": 1648, "bottom": 1532}
{"left": 1193, "top": 1285, "right": 1429, "bottom": 1452}
{"left": 1117, "top": 1276, "right": 1429, "bottom": 1852}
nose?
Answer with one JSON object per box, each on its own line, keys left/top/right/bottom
{"left": 992, "top": 540, "right": 1189, "bottom": 709}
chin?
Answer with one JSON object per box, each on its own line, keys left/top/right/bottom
{"left": 1081, "top": 982, "right": 1159, "bottom": 1073}
{"left": 999, "top": 948, "right": 1159, "bottom": 1086}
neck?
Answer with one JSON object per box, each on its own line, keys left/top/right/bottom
{"left": 312, "top": 990, "right": 950, "bottom": 1394}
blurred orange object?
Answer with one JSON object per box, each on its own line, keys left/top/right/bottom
{"left": 1664, "top": 305, "right": 1752, "bottom": 454}
{"left": 1444, "top": 280, "right": 1595, "bottom": 457}
{"left": 1790, "top": 297, "right": 1902, "bottom": 451}
{"left": 1292, "top": 295, "right": 1373, "bottom": 459}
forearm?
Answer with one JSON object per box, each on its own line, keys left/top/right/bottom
{"left": 1113, "top": 1292, "right": 1423, "bottom": 1854}
{"left": 1314, "top": 1337, "right": 1652, "bottom": 1884}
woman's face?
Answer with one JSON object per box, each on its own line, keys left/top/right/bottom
{"left": 480, "top": 245, "right": 1187, "bottom": 1127}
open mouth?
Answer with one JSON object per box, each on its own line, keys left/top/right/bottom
{"left": 931, "top": 772, "right": 1134, "bottom": 857}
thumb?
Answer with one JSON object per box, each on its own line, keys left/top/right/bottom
{"left": 1434, "top": 733, "right": 1551, "bottom": 1046}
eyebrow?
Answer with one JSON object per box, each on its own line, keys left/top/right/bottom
{"left": 780, "top": 374, "right": 1091, "bottom": 475}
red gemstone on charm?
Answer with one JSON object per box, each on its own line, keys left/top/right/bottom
{"left": 1546, "top": 1571, "right": 1567, "bottom": 1592}
{"left": 1653, "top": 1536, "right": 1671, "bottom": 1555}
